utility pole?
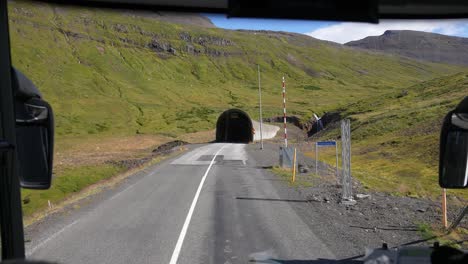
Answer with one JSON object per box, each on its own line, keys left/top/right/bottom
{"left": 258, "top": 65, "right": 263, "bottom": 150}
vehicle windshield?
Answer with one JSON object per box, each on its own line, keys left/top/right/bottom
{"left": 6, "top": 1, "right": 468, "bottom": 263}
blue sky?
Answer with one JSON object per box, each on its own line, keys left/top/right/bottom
{"left": 205, "top": 14, "right": 468, "bottom": 44}
{"left": 206, "top": 14, "right": 334, "bottom": 34}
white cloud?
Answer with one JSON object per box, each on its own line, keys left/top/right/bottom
{"left": 306, "top": 20, "right": 468, "bottom": 44}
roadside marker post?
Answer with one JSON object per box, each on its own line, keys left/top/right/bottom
{"left": 258, "top": 65, "right": 264, "bottom": 150}
{"left": 442, "top": 188, "right": 448, "bottom": 228}
{"left": 282, "top": 76, "right": 287, "bottom": 148}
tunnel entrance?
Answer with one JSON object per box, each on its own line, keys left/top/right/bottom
{"left": 216, "top": 109, "right": 253, "bottom": 143}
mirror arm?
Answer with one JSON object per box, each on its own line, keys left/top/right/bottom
{"left": 455, "top": 97, "right": 468, "bottom": 113}
{"left": 15, "top": 119, "right": 47, "bottom": 125}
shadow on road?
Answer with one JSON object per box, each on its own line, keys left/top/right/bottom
{"left": 236, "top": 197, "right": 310, "bottom": 203}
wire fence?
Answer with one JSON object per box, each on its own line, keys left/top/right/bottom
{"left": 292, "top": 119, "right": 354, "bottom": 201}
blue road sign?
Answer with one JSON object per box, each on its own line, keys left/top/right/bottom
{"left": 317, "top": 141, "right": 336, "bottom": 146}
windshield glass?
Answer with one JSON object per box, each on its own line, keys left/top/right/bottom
{"left": 7, "top": 1, "right": 468, "bottom": 263}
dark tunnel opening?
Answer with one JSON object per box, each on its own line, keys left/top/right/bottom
{"left": 216, "top": 109, "right": 253, "bottom": 143}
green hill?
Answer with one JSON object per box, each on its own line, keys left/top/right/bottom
{"left": 346, "top": 30, "right": 468, "bottom": 66}
{"left": 310, "top": 72, "right": 468, "bottom": 199}
{"left": 8, "top": 1, "right": 465, "bottom": 140}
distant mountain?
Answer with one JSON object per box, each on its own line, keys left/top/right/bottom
{"left": 345, "top": 30, "right": 468, "bottom": 66}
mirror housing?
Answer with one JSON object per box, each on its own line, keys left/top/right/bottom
{"left": 12, "top": 69, "right": 54, "bottom": 190}
{"left": 439, "top": 97, "right": 468, "bottom": 189}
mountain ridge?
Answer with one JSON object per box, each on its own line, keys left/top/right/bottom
{"left": 123, "top": 10, "right": 216, "bottom": 28}
{"left": 345, "top": 30, "right": 468, "bottom": 66}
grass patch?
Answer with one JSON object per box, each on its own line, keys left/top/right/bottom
{"left": 270, "top": 166, "right": 314, "bottom": 187}
{"left": 417, "top": 223, "right": 468, "bottom": 249}
{"left": 309, "top": 72, "right": 468, "bottom": 200}
{"left": 303, "top": 85, "right": 321, "bottom": 91}
{"left": 21, "top": 164, "right": 125, "bottom": 217}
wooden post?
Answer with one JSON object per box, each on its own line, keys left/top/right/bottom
{"left": 442, "top": 188, "right": 448, "bottom": 229}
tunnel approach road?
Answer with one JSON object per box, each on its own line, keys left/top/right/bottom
{"left": 26, "top": 143, "right": 336, "bottom": 264}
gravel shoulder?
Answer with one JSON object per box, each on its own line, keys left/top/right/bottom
{"left": 246, "top": 142, "right": 467, "bottom": 259}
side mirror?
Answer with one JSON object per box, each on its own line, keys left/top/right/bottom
{"left": 12, "top": 69, "right": 54, "bottom": 189}
{"left": 439, "top": 97, "right": 468, "bottom": 189}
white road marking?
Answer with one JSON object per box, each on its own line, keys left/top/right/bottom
{"left": 221, "top": 144, "right": 248, "bottom": 165}
{"left": 168, "top": 144, "right": 227, "bottom": 264}
{"left": 171, "top": 143, "right": 247, "bottom": 166}
{"left": 26, "top": 220, "right": 79, "bottom": 257}
{"left": 170, "top": 144, "right": 219, "bottom": 165}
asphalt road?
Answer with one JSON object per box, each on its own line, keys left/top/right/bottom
{"left": 26, "top": 143, "right": 336, "bottom": 264}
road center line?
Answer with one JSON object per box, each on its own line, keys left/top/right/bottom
{"left": 169, "top": 144, "right": 227, "bottom": 264}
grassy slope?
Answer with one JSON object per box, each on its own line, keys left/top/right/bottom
{"left": 8, "top": 1, "right": 468, "bottom": 211}
{"left": 21, "top": 164, "right": 124, "bottom": 217}
{"left": 8, "top": 1, "right": 465, "bottom": 141}
{"left": 309, "top": 72, "right": 468, "bottom": 200}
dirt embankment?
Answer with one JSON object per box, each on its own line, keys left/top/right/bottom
{"left": 55, "top": 130, "right": 215, "bottom": 173}
{"left": 106, "top": 140, "right": 188, "bottom": 169}
{"left": 54, "top": 135, "right": 173, "bottom": 170}
{"left": 264, "top": 112, "right": 342, "bottom": 139}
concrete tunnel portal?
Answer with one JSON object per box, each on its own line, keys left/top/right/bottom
{"left": 216, "top": 109, "right": 253, "bottom": 143}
